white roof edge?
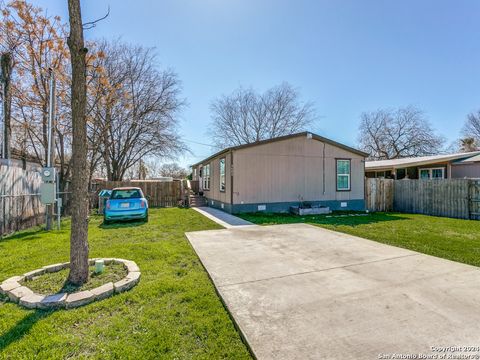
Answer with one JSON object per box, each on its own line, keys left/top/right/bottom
{"left": 453, "top": 154, "right": 480, "bottom": 164}
{"left": 365, "top": 151, "right": 480, "bottom": 170}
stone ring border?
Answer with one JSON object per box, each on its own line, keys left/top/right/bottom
{"left": 0, "top": 258, "right": 141, "bottom": 310}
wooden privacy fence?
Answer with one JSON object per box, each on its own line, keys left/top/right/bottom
{"left": 365, "top": 178, "right": 394, "bottom": 212}
{"left": 365, "top": 178, "right": 480, "bottom": 220}
{"left": 394, "top": 179, "right": 472, "bottom": 219}
{"left": 190, "top": 180, "right": 200, "bottom": 194}
{"left": 0, "top": 161, "right": 45, "bottom": 236}
{"left": 96, "top": 180, "right": 188, "bottom": 207}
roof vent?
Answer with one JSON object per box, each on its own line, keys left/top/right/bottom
{"left": 306, "top": 132, "right": 313, "bottom": 139}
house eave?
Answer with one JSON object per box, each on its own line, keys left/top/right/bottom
{"left": 191, "top": 131, "right": 368, "bottom": 168}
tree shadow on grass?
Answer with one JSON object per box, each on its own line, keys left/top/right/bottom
{"left": 57, "top": 279, "right": 82, "bottom": 294}
{"left": 0, "top": 309, "right": 52, "bottom": 352}
{"left": 0, "top": 228, "right": 45, "bottom": 243}
{"left": 239, "top": 212, "right": 410, "bottom": 228}
{"left": 98, "top": 219, "right": 147, "bottom": 229}
{"left": 57, "top": 269, "right": 112, "bottom": 294}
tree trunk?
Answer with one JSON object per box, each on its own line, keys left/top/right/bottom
{"left": 67, "top": 0, "right": 89, "bottom": 285}
{"left": 1, "top": 52, "right": 12, "bottom": 159}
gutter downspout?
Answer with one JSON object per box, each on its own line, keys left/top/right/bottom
{"left": 230, "top": 150, "right": 234, "bottom": 212}
{"left": 323, "top": 142, "right": 326, "bottom": 195}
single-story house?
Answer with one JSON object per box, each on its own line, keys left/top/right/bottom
{"left": 191, "top": 132, "right": 368, "bottom": 214}
{"left": 451, "top": 154, "right": 480, "bottom": 178}
{"left": 365, "top": 151, "right": 480, "bottom": 179}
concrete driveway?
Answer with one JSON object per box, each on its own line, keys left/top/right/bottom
{"left": 186, "top": 223, "right": 480, "bottom": 360}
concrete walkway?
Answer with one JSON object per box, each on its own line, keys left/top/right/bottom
{"left": 192, "top": 207, "right": 255, "bottom": 228}
{"left": 186, "top": 223, "right": 480, "bottom": 360}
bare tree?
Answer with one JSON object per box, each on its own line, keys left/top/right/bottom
{"left": 358, "top": 106, "right": 445, "bottom": 160}
{"left": 67, "top": 0, "right": 89, "bottom": 285}
{"left": 122, "top": 159, "right": 189, "bottom": 180}
{"left": 0, "top": 1, "right": 73, "bottom": 190}
{"left": 90, "top": 41, "right": 186, "bottom": 181}
{"left": 1, "top": 5, "right": 185, "bottom": 184}
{"left": 156, "top": 162, "right": 189, "bottom": 179}
{"left": 210, "top": 83, "right": 314, "bottom": 148}
{"left": 463, "top": 111, "right": 480, "bottom": 143}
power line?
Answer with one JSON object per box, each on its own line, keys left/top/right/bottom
{"left": 184, "top": 139, "right": 217, "bottom": 148}
{"left": 189, "top": 154, "right": 213, "bottom": 158}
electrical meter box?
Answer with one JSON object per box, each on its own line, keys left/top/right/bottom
{"left": 41, "top": 167, "right": 55, "bottom": 182}
{"left": 40, "top": 182, "right": 56, "bottom": 204}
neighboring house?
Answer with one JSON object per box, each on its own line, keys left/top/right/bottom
{"left": 365, "top": 151, "right": 480, "bottom": 179}
{"left": 191, "top": 132, "right": 368, "bottom": 213}
{"left": 451, "top": 154, "right": 480, "bottom": 178}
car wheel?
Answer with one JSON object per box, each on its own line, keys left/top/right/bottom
{"left": 104, "top": 218, "right": 110, "bottom": 225}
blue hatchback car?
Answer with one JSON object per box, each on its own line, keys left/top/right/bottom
{"left": 104, "top": 187, "right": 148, "bottom": 224}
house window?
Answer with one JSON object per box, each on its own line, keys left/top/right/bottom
{"left": 419, "top": 167, "right": 445, "bottom": 179}
{"left": 202, "top": 164, "right": 210, "bottom": 190}
{"left": 432, "top": 168, "right": 444, "bottom": 179}
{"left": 420, "top": 169, "right": 429, "bottom": 179}
{"left": 336, "top": 159, "right": 351, "bottom": 191}
{"left": 396, "top": 168, "right": 406, "bottom": 180}
{"left": 219, "top": 158, "right": 226, "bottom": 192}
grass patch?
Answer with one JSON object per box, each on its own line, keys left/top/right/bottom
{"left": 238, "top": 211, "right": 480, "bottom": 267}
{"left": 20, "top": 264, "right": 127, "bottom": 295}
{"left": 0, "top": 208, "right": 251, "bottom": 359}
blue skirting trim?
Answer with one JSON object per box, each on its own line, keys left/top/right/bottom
{"left": 203, "top": 198, "right": 234, "bottom": 213}
{"left": 203, "top": 198, "right": 365, "bottom": 214}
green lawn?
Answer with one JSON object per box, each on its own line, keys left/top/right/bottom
{"left": 0, "top": 208, "right": 251, "bottom": 359}
{"left": 238, "top": 212, "right": 480, "bottom": 267}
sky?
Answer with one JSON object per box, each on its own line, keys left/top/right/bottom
{"left": 35, "top": 0, "right": 480, "bottom": 168}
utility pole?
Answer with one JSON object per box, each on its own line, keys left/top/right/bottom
{"left": 1, "top": 52, "right": 13, "bottom": 159}
{"left": 47, "top": 68, "right": 56, "bottom": 168}
{"left": 45, "top": 68, "right": 56, "bottom": 230}
{"left": 0, "top": 71, "right": 3, "bottom": 159}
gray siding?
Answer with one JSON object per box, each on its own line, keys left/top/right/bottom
{"left": 193, "top": 152, "right": 232, "bottom": 205}
{"left": 452, "top": 163, "right": 480, "bottom": 179}
{"left": 232, "top": 136, "right": 365, "bottom": 207}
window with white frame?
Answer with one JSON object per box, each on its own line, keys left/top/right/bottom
{"left": 202, "top": 164, "right": 210, "bottom": 190}
{"left": 419, "top": 167, "right": 445, "bottom": 179}
{"left": 336, "top": 159, "right": 351, "bottom": 191}
{"left": 219, "top": 158, "right": 226, "bottom": 192}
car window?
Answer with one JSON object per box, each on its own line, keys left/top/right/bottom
{"left": 111, "top": 189, "right": 142, "bottom": 199}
